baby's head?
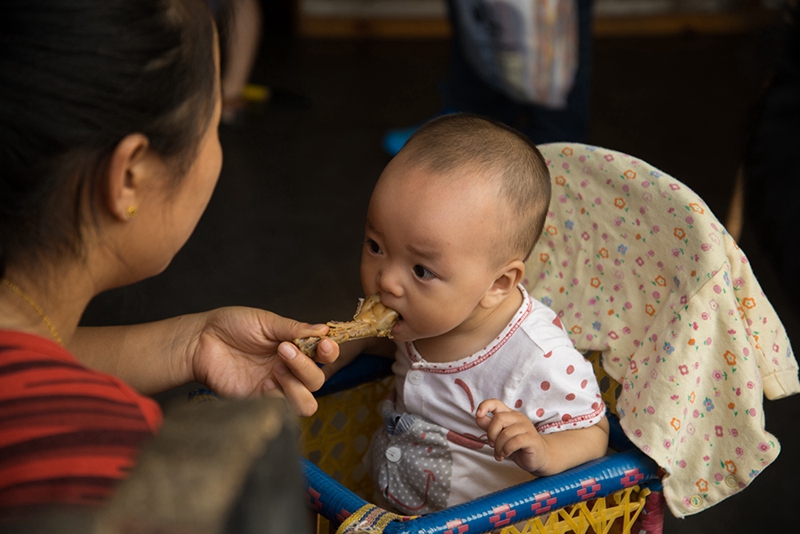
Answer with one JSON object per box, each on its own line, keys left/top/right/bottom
{"left": 362, "top": 113, "right": 550, "bottom": 344}
{"left": 400, "top": 113, "right": 550, "bottom": 263}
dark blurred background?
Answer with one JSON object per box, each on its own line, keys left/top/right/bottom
{"left": 81, "top": 0, "right": 800, "bottom": 532}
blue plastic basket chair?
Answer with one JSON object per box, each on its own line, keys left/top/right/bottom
{"left": 301, "top": 352, "right": 661, "bottom": 534}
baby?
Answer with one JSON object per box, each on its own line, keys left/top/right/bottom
{"left": 327, "top": 113, "right": 609, "bottom": 514}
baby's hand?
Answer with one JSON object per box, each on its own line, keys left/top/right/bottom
{"left": 475, "top": 399, "right": 549, "bottom": 474}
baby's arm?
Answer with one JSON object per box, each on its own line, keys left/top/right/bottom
{"left": 321, "top": 337, "right": 395, "bottom": 381}
{"left": 476, "top": 399, "right": 609, "bottom": 476}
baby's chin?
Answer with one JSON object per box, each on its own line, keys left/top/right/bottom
{"left": 390, "top": 320, "right": 440, "bottom": 345}
{"left": 389, "top": 318, "right": 414, "bottom": 342}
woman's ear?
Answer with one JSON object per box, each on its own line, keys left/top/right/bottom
{"left": 480, "top": 260, "right": 525, "bottom": 309}
{"left": 104, "top": 133, "right": 152, "bottom": 222}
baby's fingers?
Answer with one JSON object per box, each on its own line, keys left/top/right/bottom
{"left": 476, "top": 398, "right": 511, "bottom": 418}
{"left": 479, "top": 409, "right": 522, "bottom": 448}
{"left": 492, "top": 423, "right": 532, "bottom": 461}
{"left": 475, "top": 398, "right": 514, "bottom": 432}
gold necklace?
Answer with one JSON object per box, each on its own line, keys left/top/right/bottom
{"left": 2, "top": 278, "right": 63, "bottom": 346}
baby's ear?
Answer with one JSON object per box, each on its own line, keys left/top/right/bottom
{"left": 480, "top": 260, "right": 525, "bottom": 309}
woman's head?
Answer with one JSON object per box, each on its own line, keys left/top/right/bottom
{"left": 0, "top": 0, "right": 218, "bottom": 276}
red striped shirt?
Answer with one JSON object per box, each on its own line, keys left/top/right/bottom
{"left": 0, "top": 330, "right": 162, "bottom": 518}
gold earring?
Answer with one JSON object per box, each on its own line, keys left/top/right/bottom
{"left": 126, "top": 206, "right": 138, "bottom": 218}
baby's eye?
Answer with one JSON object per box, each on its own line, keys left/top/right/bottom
{"left": 412, "top": 264, "right": 435, "bottom": 280}
{"left": 365, "top": 239, "right": 382, "bottom": 254}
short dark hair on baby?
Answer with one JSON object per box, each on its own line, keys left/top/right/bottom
{"left": 401, "top": 113, "right": 551, "bottom": 262}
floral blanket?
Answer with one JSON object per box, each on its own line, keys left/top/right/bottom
{"left": 524, "top": 143, "right": 800, "bottom": 517}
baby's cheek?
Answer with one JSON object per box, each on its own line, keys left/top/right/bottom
{"left": 409, "top": 317, "right": 446, "bottom": 339}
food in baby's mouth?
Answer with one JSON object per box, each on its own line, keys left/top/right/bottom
{"left": 293, "top": 294, "right": 399, "bottom": 357}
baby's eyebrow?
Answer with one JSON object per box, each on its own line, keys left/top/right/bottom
{"left": 365, "top": 219, "right": 382, "bottom": 236}
{"left": 407, "top": 243, "right": 440, "bottom": 263}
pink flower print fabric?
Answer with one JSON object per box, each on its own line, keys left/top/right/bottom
{"left": 523, "top": 143, "right": 800, "bottom": 518}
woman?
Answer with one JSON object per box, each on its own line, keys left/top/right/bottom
{"left": 0, "top": 0, "right": 338, "bottom": 517}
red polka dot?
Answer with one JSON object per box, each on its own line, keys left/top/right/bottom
{"left": 581, "top": 379, "right": 588, "bottom": 389}
{"left": 536, "top": 408, "right": 545, "bottom": 417}
{"left": 427, "top": 447, "right": 433, "bottom": 453}
{"left": 543, "top": 351, "right": 553, "bottom": 358}
{"left": 514, "top": 399, "right": 523, "bottom": 409}
{"left": 420, "top": 433, "right": 426, "bottom": 439}
{"left": 565, "top": 393, "right": 576, "bottom": 401}
{"left": 562, "top": 414, "right": 572, "bottom": 422}
{"left": 566, "top": 365, "right": 575, "bottom": 375}
{"left": 592, "top": 402, "right": 600, "bottom": 410}
{"left": 541, "top": 381, "right": 551, "bottom": 391}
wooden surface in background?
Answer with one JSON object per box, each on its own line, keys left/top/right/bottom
{"left": 298, "top": 8, "right": 775, "bottom": 39}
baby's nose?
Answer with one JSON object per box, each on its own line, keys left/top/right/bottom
{"left": 377, "top": 267, "right": 403, "bottom": 298}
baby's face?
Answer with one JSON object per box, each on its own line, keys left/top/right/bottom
{"left": 360, "top": 160, "right": 504, "bottom": 344}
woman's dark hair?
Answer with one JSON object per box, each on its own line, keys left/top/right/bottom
{"left": 0, "top": 0, "right": 218, "bottom": 275}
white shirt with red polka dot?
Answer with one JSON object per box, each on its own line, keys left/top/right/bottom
{"left": 379, "top": 285, "right": 606, "bottom": 508}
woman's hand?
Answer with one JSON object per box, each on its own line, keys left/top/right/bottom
{"left": 72, "top": 307, "right": 339, "bottom": 418}
{"left": 188, "top": 307, "right": 339, "bottom": 416}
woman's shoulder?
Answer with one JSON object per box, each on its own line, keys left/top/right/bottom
{"left": 0, "top": 329, "right": 115, "bottom": 393}
{"left": 0, "top": 329, "right": 162, "bottom": 516}
{"left": 0, "top": 328, "right": 87, "bottom": 370}
{"left": 0, "top": 328, "right": 162, "bottom": 429}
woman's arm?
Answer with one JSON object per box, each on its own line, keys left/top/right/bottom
{"left": 70, "top": 307, "right": 338, "bottom": 416}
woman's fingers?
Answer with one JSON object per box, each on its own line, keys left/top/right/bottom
{"left": 277, "top": 341, "right": 327, "bottom": 392}
{"left": 265, "top": 311, "right": 327, "bottom": 339}
{"left": 314, "top": 338, "right": 339, "bottom": 364}
{"left": 264, "top": 341, "right": 329, "bottom": 416}
{"left": 271, "top": 359, "right": 319, "bottom": 417}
